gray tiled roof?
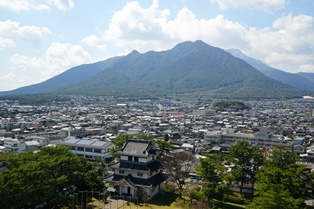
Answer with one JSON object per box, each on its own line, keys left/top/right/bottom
{"left": 116, "top": 139, "right": 156, "bottom": 157}
{"left": 61, "top": 138, "right": 113, "bottom": 149}
{"left": 110, "top": 173, "right": 168, "bottom": 187}
{"left": 110, "top": 160, "right": 162, "bottom": 172}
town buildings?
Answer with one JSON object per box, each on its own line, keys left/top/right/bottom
{"left": 1, "top": 96, "right": 314, "bottom": 172}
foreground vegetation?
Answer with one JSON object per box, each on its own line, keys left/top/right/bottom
{"left": 0, "top": 145, "right": 105, "bottom": 209}
{"left": 114, "top": 192, "right": 245, "bottom": 209}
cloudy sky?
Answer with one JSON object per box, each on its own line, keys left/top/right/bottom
{"left": 1, "top": 0, "right": 314, "bottom": 91}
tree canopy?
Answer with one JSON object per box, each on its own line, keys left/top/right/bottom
{"left": 248, "top": 146, "right": 309, "bottom": 209}
{"left": 197, "top": 154, "right": 230, "bottom": 206}
{"left": 212, "top": 100, "right": 249, "bottom": 111}
{"left": 224, "top": 140, "right": 264, "bottom": 194}
{"left": 0, "top": 145, "right": 105, "bottom": 209}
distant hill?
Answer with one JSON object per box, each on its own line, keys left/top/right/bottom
{"left": 297, "top": 72, "right": 314, "bottom": 83}
{"left": 227, "top": 49, "right": 314, "bottom": 91}
{"left": 1, "top": 40, "right": 312, "bottom": 99}
{"left": 0, "top": 56, "right": 122, "bottom": 95}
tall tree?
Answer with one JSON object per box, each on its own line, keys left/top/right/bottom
{"left": 0, "top": 145, "right": 105, "bottom": 209}
{"left": 197, "top": 154, "right": 230, "bottom": 207}
{"left": 247, "top": 184, "right": 302, "bottom": 209}
{"left": 267, "top": 145, "right": 298, "bottom": 168}
{"left": 224, "top": 140, "right": 264, "bottom": 194}
{"left": 249, "top": 146, "right": 310, "bottom": 209}
{"left": 161, "top": 151, "right": 196, "bottom": 198}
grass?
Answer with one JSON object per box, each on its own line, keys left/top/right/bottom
{"left": 115, "top": 193, "right": 246, "bottom": 209}
{"left": 54, "top": 192, "right": 246, "bottom": 209}
{"left": 212, "top": 200, "right": 246, "bottom": 209}
{"left": 117, "top": 193, "right": 183, "bottom": 209}
{"left": 150, "top": 192, "right": 180, "bottom": 207}
{"left": 86, "top": 197, "right": 106, "bottom": 208}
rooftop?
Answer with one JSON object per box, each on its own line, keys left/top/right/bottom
{"left": 61, "top": 138, "right": 113, "bottom": 149}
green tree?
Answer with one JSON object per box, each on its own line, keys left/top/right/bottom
{"left": 113, "top": 134, "right": 132, "bottom": 147}
{"left": 0, "top": 145, "right": 104, "bottom": 209}
{"left": 267, "top": 145, "right": 298, "bottom": 168}
{"left": 224, "top": 140, "right": 264, "bottom": 195}
{"left": 137, "top": 133, "right": 154, "bottom": 140}
{"left": 248, "top": 185, "right": 302, "bottom": 209}
{"left": 152, "top": 139, "right": 173, "bottom": 157}
{"left": 197, "top": 154, "right": 230, "bottom": 207}
{"left": 249, "top": 147, "right": 309, "bottom": 209}
{"left": 183, "top": 186, "right": 206, "bottom": 204}
{"left": 248, "top": 166, "right": 306, "bottom": 209}
{"left": 110, "top": 134, "right": 133, "bottom": 159}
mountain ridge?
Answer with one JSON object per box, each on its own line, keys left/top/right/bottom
{"left": 227, "top": 48, "right": 314, "bottom": 90}
{"left": 1, "top": 40, "right": 312, "bottom": 99}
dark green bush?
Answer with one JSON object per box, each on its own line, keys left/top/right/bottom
{"left": 223, "top": 194, "right": 246, "bottom": 204}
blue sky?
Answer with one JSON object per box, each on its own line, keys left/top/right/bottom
{"left": 1, "top": 0, "right": 314, "bottom": 91}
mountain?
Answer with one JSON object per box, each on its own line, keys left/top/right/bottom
{"left": 0, "top": 56, "right": 122, "bottom": 95}
{"left": 1, "top": 40, "right": 311, "bottom": 99}
{"left": 227, "top": 49, "right": 314, "bottom": 91}
{"left": 297, "top": 72, "right": 314, "bottom": 83}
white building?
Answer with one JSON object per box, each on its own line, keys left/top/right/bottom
{"left": 204, "top": 127, "right": 292, "bottom": 150}
{"left": 3, "top": 138, "right": 26, "bottom": 154}
{"left": 60, "top": 137, "right": 115, "bottom": 162}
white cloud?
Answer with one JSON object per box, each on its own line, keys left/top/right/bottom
{"left": 210, "top": 0, "right": 287, "bottom": 12}
{"left": 102, "top": 0, "right": 171, "bottom": 52}
{"left": 0, "top": 0, "right": 74, "bottom": 12}
{"left": 245, "top": 13, "right": 314, "bottom": 72}
{"left": 0, "top": 72, "right": 17, "bottom": 81}
{"left": 94, "top": 1, "right": 247, "bottom": 53}
{"left": 0, "top": 72, "right": 33, "bottom": 91}
{"left": 0, "top": 19, "right": 51, "bottom": 48}
{"left": 96, "top": 44, "right": 107, "bottom": 52}
{"left": 91, "top": 1, "right": 313, "bottom": 73}
{"left": 50, "top": 0, "right": 74, "bottom": 11}
{"left": 8, "top": 42, "right": 91, "bottom": 86}
{"left": 0, "top": 37, "right": 15, "bottom": 50}
{"left": 81, "top": 35, "right": 104, "bottom": 47}
{"left": 295, "top": 64, "right": 314, "bottom": 73}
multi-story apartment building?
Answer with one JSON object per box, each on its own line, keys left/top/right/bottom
{"left": 2, "top": 138, "right": 26, "bottom": 154}
{"left": 105, "top": 139, "right": 168, "bottom": 200}
{"left": 205, "top": 127, "right": 293, "bottom": 150}
{"left": 60, "top": 137, "right": 115, "bottom": 162}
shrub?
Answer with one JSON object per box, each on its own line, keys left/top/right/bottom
{"left": 223, "top": 194, "right": 246, "bottom": 204}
